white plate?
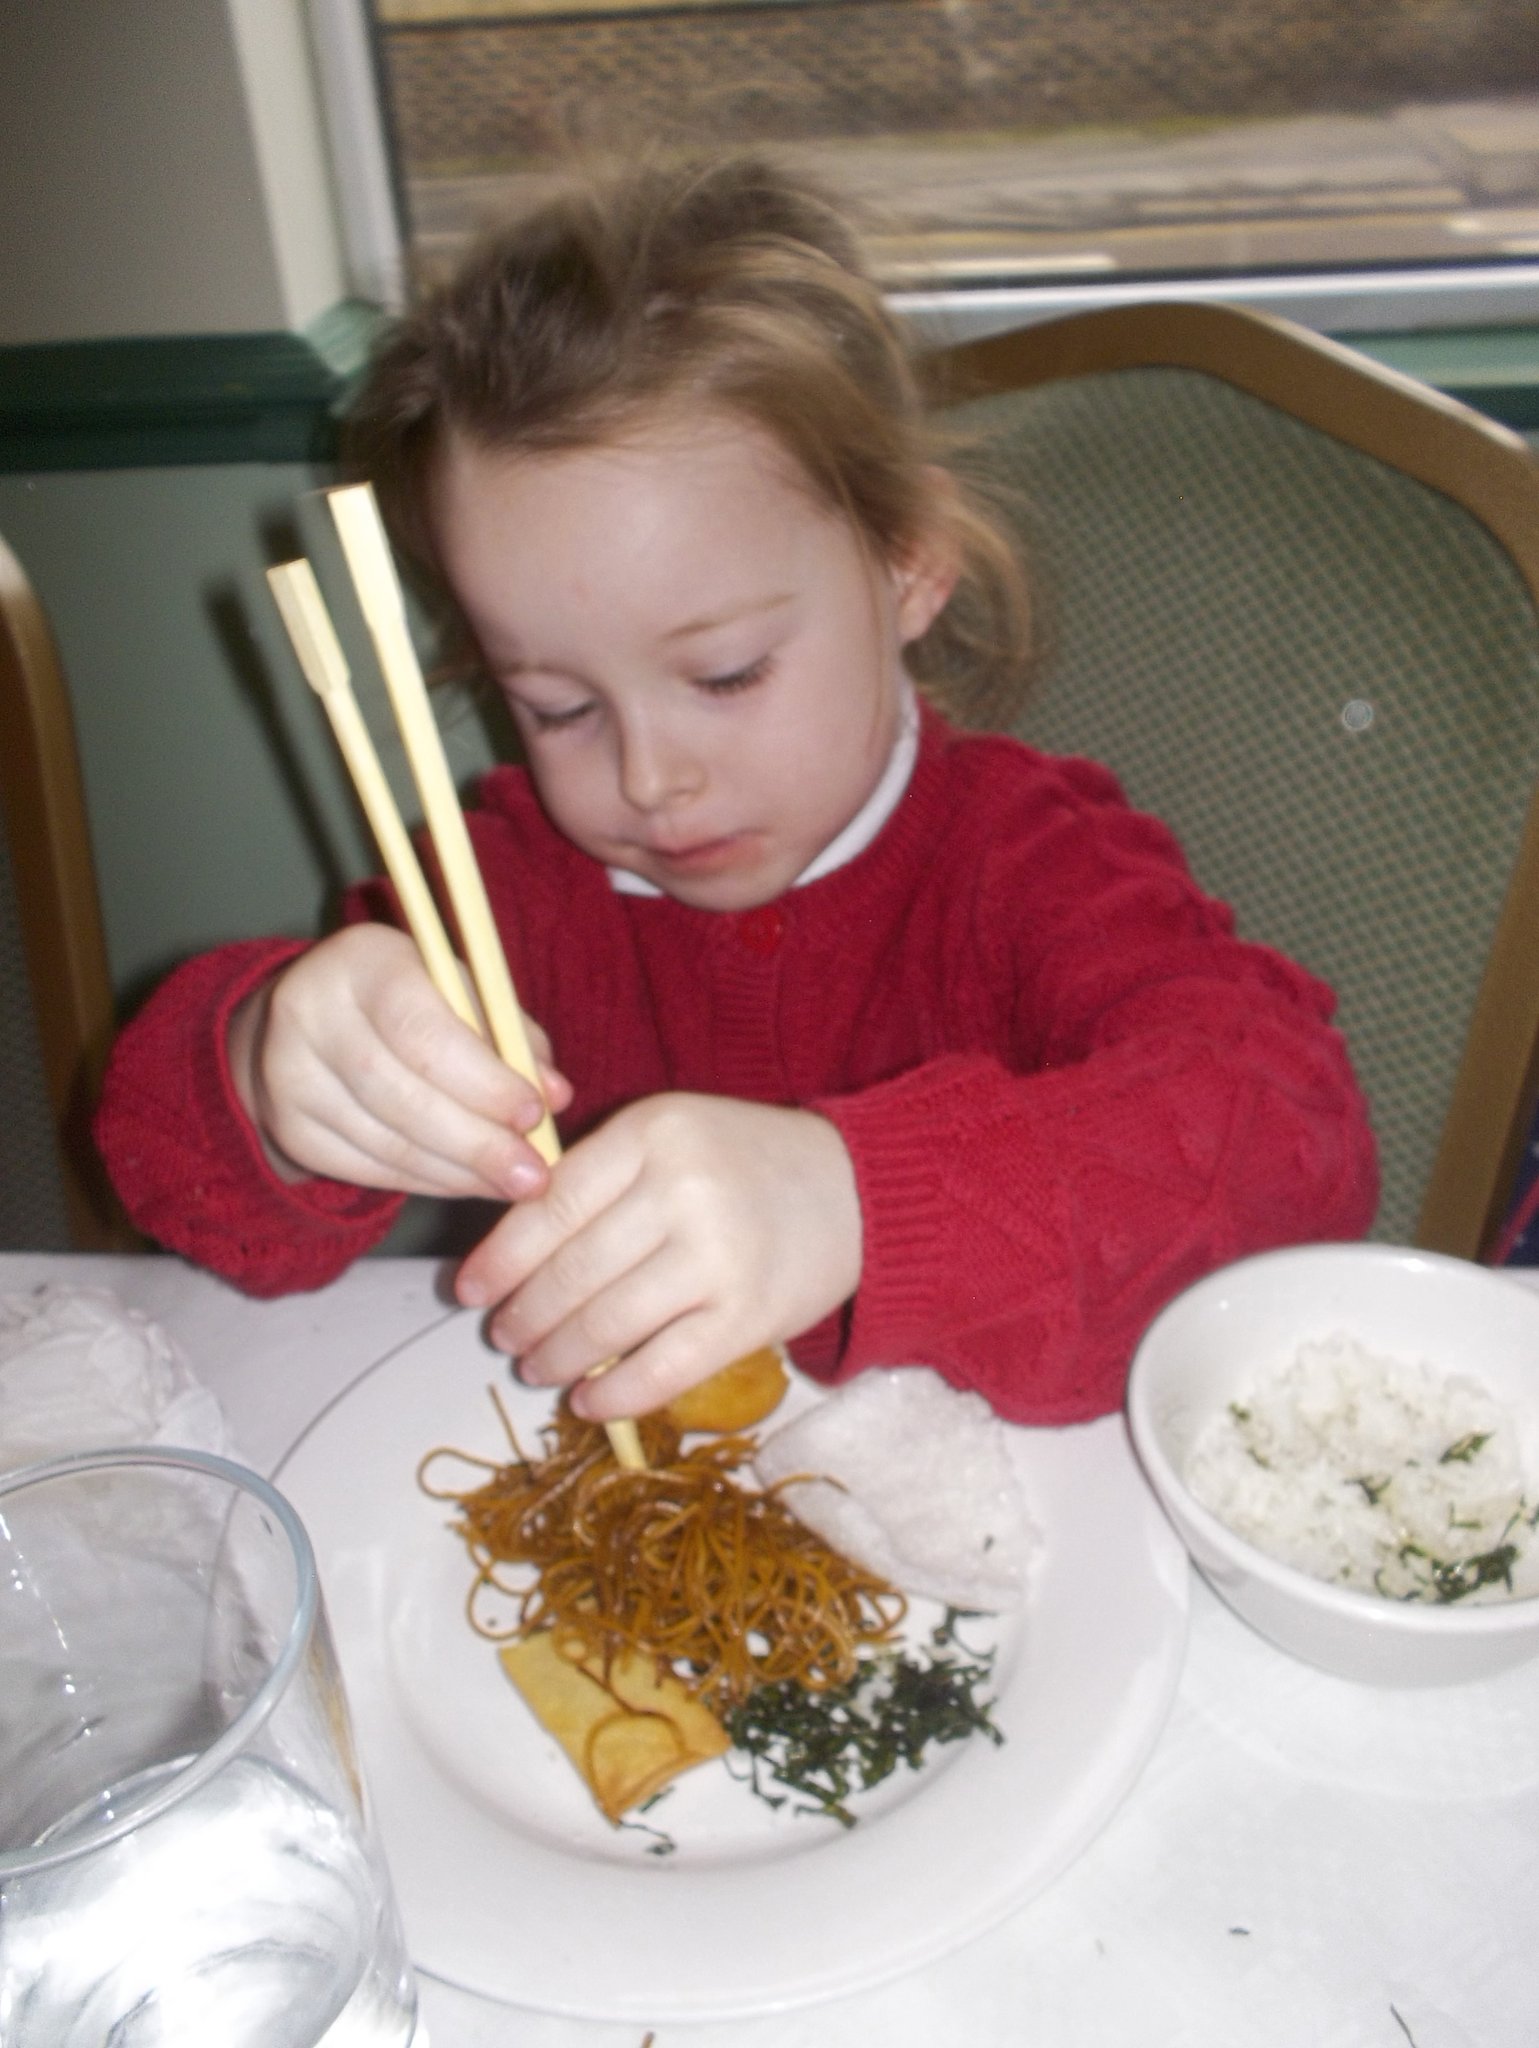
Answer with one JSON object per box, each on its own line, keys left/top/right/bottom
{"left": 276, "top": 1314, "right": 1188, "bottom": 2023}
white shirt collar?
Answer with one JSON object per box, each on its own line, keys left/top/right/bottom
{"left": 607, "top": 677, "right": 920, "bottom": 899}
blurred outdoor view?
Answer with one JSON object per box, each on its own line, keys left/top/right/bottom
{"left": 367, "top": 0, "right": 1539, "bottom": 292}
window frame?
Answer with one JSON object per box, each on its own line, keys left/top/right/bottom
{"left": 316, "top": 0, "right": 1539, "bottom": 353}
{"left": 896, "top": 263, "right": 1539, "bottom": 348}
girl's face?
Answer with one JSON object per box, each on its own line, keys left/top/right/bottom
{"left": 431, "top": 411, "right": 953, "bottom": 911}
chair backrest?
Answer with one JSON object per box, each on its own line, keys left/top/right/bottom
{"left": 929, "top": 302, "right": 1539, "bottom": 1257}
{"left": 0, "top": 530, "right": 130, "bottom": 1250}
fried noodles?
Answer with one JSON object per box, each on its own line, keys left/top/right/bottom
{"left": 419, "top": 1395, "right": 906, "bottom": 1714}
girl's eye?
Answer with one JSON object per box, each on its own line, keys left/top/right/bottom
{"left": 522, "top": 700, "right": 594, "bottom": 733}
{"left": 697, "top": 655, "right": 773, "bottom": 696}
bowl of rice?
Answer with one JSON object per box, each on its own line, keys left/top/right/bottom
{"left": 1126, "top": 1244, "right": 1539, "bottom": 1686}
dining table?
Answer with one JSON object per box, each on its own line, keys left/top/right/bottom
{"left": 4, "top": 1246, "right": 1537, "bottom": 2048}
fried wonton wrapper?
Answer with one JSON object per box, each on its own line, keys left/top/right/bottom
{"left": 499, "top": 1630, "right": 729, "bottom": 1822}
{"left": 664, "top": 1345, "right": 789, "bottom": 1434}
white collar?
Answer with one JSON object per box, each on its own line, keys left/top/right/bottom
{"left": 607, "top": 677, "right": 920, "bottom": 900}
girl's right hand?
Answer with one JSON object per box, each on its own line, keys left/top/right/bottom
{"left": 227, "top": 923, "right": 569, "bottom": 1199}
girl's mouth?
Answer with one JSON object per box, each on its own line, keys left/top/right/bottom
{"left": 647, "top": 833, "right": 755, "bottom": 876}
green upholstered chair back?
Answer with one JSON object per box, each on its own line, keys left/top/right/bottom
{"left": 932, "top": 304, "right": 1539, "bottom": 1255}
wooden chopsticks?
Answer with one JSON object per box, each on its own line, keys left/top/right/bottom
{"left": 266, "top": 558, "right": 481, "bottom": 1037}
{"left": 325, "top": 487, "right": 564, "bottom": 1167}
{"left": 266, "top": 486, "right": 645, "bottom": 1472}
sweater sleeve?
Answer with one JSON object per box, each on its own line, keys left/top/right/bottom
{"left": 92, "top": 770, "right": 581, "bottom": 1300}
{"left": 811, "top": 764, "right": 1379, "bottom": 1425}
{"left": 94, "top": 938, "right": 404, "bottom": 1295}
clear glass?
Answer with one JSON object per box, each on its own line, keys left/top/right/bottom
{"left": 0, "top": 1448, "right": 420, "bottom": 2048}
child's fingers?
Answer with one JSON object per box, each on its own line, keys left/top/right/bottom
{"left": 262, "top": 1027, "right": 551, "bottom": 1198}
{"left": 270, "top": 925, "right": 529, "bottom": 1131}
{"left": 456, "top": 1093, "right": 863, "bottom": 1417}
{"left": 361, "top": 951, "right": 570, "bottom": 1154}
{"left": 269, "top": 1106, "right": 492, "bottom": 1197}
{"left": 536, "top": 1058, "right": 574, "bottom": 1114}
{"left": 521, "top": 1014, "right": 575, "bottom": 1114}
{"left": 473, "top": 1204, "right": 761, "bottom": 1418}
{"left": 308, "top": 1096, "right": 539, "bottom": 1197}
{"left": 502, "top": 1231, "right": 701, "bottom": 1389}
{"left": 358, "top": 961, "right": 538, "bottom": 1128}
{"left": 568, "top": 1305, "right": 743, "bottom": 1422}
{"left": 342, "top": 1040, "right": 551, "bottom": 1196}
{"left": 456, "top": 1119, "right": 647, "bottom": 1311}
{"left": 256, "top": 926, "right": 560, "bottom": 1193}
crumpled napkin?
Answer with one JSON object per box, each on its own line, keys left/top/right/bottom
{"left": 0, "top": 1285, "right": 229, "bottom": 1476}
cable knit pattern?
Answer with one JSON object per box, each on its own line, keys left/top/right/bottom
{"left": 96, "top": 706, "right": 1377, "bottom": 1419}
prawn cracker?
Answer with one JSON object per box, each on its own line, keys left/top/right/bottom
{"left": 499, "top": 1630, "right": 729, "bottom": 1822}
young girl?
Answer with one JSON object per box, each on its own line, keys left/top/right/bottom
{"left": 96, "top": 155, "right": 1378, "bottom": 1427}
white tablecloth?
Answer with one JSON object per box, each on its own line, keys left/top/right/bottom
{"left": 5, "top": 1251, "right": 1537, "bottom": 2048}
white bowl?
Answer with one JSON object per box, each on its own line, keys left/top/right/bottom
{"left": 1126, "top": 1244, "right": 1539, "bottom": 1687}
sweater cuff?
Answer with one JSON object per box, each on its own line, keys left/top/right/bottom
{"left": 810, "top": 1060, "right": 983, "bottom": 1372}
{"left": 97, "top": 938, "right": 402, "bottom": 1295}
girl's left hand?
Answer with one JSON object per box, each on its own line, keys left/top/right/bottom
{"left": 454, "top": 1094, "right": 863, "bottom": 1420}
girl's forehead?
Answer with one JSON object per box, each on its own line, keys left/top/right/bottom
{"left": 432, "top": 409, "right": 870, "bottom": 657}
{"left": 437, "top": 407, "right": 824, "bottom": 523}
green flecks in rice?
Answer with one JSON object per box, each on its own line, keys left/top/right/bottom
{"left": 1185, "top": 1336, "right": 1534, "bottom": 1604}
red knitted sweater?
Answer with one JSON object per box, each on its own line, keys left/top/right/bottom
{"left": 96, "top": 707, "right": 1377, "bottom": 1422}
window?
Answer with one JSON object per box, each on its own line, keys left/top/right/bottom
{"left": 353, "top": 0, "right": 1539, "bottom": 335}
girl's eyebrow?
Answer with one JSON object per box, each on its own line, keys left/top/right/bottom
{"left": 661, "top": 592, "right": 793, "bottom": 643}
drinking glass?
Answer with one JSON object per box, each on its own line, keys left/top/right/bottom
{"left": 0, "top": 1446, "right": 420, "bottom": 2047}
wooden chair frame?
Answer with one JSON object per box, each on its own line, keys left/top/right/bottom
{"left": 0, "top": 531, "right": 128, "bottom": 1249}
{"left": 928, "top": 303, "right": 1539, "bottom": 1258}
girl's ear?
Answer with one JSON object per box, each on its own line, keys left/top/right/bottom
{"left": 890, "top": 471, "right": 962, "bottom": 645}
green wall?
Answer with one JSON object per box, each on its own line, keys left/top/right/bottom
{"left": 0, "top": 462, "right": 507, "bottom": 1013}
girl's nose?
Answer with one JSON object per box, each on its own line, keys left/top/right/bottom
{"left": 617, "top": 718, "right": 705, "bottom": 814}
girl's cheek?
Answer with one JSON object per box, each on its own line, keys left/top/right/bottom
{"left": 536, "top": 763, "right": 608, "bottom": 843}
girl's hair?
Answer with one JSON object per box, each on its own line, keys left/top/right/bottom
{"left": 345, "top": 153, "right": 1033, "bottom": 720}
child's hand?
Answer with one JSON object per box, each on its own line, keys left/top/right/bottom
{"left": 228, "top": 924, "right": 571, "bottom": 1198}
{"left": 454, "top": 1094, "right": 863, "bottom": 1419}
